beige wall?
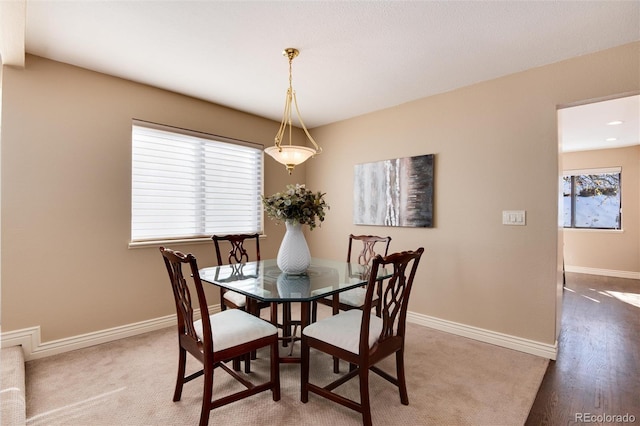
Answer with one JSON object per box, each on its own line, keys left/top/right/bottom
{"left": 306, "top": 42, "right": 639, "bottom": 345}
{"left": 562, "top": 145, "right": 640, "bottom": 274}
{"left": 0, "top": 55, "right": 300, "bottom": 342}
{"left": 1, "top": 43, "right": 639, "bottom": 349}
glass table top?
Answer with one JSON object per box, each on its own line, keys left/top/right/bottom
{"left": 199, "top": 258, "right": 390, "bottom": 303}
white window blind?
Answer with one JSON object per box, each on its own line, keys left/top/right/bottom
{"left": 131, "top": 121, "right": 263, "bottom": 242}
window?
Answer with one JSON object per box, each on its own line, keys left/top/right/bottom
{"left": 131, "top": 121, "right": 263, "bottom": 243}
{"left": 562, "top": 168, "right": 621, "bottom": 229}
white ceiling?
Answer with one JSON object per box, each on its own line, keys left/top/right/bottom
{"left": 7, "top": 1, "right": 640, "bottom": 151}
{"left": 560, "top": 95, "right": 639, "bottom": 153}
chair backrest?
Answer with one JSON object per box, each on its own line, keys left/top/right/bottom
{"left": 160, "top": 247, "right": 212, "bottom": 357}
{"left": 347, "top": 234, "right": 392, "bottom": 265}
{"left": 359, "top": 248, "right": 424, "bottom": 354}
{"left": 212, "top": 233, "right": 261, "bottom": 266}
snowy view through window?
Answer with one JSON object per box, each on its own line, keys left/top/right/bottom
{"left": 563, "top": 173, "right": 621, "bottom": 229}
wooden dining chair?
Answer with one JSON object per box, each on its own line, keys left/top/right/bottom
{"left": 212, "top": 233, "right": 272, "bottom": 371}
{"left": 301, "top": 248, "right": 424, "bottom": 426}
{"left": 312, "top": 234, "right": 392, "bottom": 322}
{"left": 311, "top": 234, "right": 391, "bottom": 372}
{"left": 160, "top": 247, "right": 280, "bottom": 426}
{"left": 213, "top": 233, "right": 295, "bottom": 355}
{"left": 212, "top": 234, "right": 269, "bottom": 313}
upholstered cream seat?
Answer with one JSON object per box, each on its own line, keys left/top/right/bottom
{"left": 193, "top": 309, "right": 277, "bottom": 352}
{"left": 301, "top": 248, "right": 424, "bottom": 426}
{"left": 160, "top": 247, "right": 281, "bottom": 426}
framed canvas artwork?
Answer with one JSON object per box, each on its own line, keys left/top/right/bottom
{"left": 353, "top": 154, "right": 434, "bottom": 227}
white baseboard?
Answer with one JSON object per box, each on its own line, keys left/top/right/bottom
{"left": 565, "top": 266, "right": 640, "bottom": 280}
{"left": 407, "top": 312, "right": 557, "bottom": 360}
{"left": 1, "top": 305, "right": 221, "bottom": 361}
{"left": 3, "top": 305, "right": 555, "bottom": 361}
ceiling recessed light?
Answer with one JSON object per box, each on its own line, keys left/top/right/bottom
{"left": 606, "top": 137, "right": 617, "bottom": 142}
{"left": 607, "top": 120, "right": 623, "bottom": 125}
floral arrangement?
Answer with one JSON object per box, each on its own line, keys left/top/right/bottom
{"left": 262, "top": 184, "right": 329, "bottom": 230}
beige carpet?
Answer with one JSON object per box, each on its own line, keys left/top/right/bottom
{"left": 25, "top": 310, "right": 547, "bottom": 425}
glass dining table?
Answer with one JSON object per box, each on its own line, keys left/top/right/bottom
{"left": 199, "top": 258, "right": 390, "bottom": 363}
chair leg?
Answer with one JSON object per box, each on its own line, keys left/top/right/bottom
{"left": 396, "top": 349, "right": 409, "bottom": 405}
{"left": 271, "top": 340, "right": 281, "bottom": 401}
{"left": 244, "top": 353, "right": 251, "bottom": 374}
{"left": 237, "top": 303, "right": 257, "bottom": 371}
{"left": 359, "top": 365, "right": 372, "bottom": 426}
{"left": 246, "top": 300, "right": 258, "bottom": 361}
{"left": 173, "top": 347, "right": 187, "bottom": 401}
{"left": 300, "top": 338, "right": 310, "bottom": 403}
{"left": 232, "top": 357, "right": 241, "bottom": 371}
{"left": 199, "top": 362, "right": 214, "bottom": 426}
{"left": 332, "top": 303, "right": 340, "bottom": 373}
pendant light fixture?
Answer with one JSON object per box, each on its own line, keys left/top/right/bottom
{"left": 265, "top": 48, "right": 321, "bottom": 174}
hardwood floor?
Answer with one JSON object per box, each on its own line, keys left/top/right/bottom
{"left": 526, "top": 273, "right": 640, "bottom": 425}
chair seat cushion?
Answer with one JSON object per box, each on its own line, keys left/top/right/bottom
{"left": 194, "top": 309, "right": 277, "bottom": 352}
{"left": 311, "top": 287, "right": 377, "bottom": 308}
{"left": 302, "top": 310, "right": 383, "bottom": 354}
{"left": 223, "top": 290, "right": 247, "bottom": 308}
{"left": 328, "top": 287, "right": 367, "bottom": 307}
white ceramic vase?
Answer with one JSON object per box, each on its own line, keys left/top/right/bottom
{"left": 277, "top": 220, "right": 311, "bottom": 275}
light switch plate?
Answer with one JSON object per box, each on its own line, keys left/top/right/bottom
{"left": 502, "top": 210, "right": 526, "bottom": 226}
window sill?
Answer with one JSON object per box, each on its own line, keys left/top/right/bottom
{"left": 128, "top": 234, "right": 267, "bottom": 249}
{"left": 563, "top": 228, "right": 623, "bottom": 233}
{"left": 128, "top": 237, "right": 214, "bottom": 249}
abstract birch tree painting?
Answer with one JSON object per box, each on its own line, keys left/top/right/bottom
{"left": 354, "top": 154, "right": 434, "bottom": 227}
